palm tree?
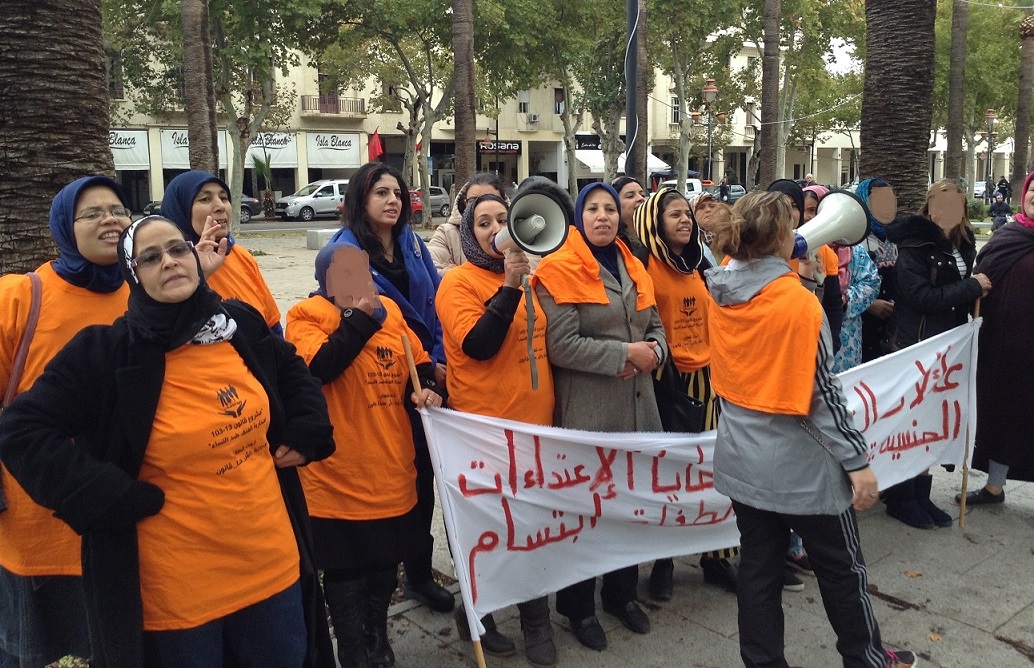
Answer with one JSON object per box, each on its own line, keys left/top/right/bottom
{"left": 759, "top": 0, "right": 781, "bottom": 186}
{"left": 861, "top": 0, "right": 936, "bottom": 211}
{"left": 180, "top": 0, "right": 219, "bottom": 173}
{"left": 1012, "top": 14, "right": 1034, "bottom": 188}
{"left": 452, "top": 0, "right": 475, "bottom": 190}
{"left": 0, "top": 0, "right": 114, "bottom": 275}
{"left": 945, "top": 0, "right": 968, "bottom": 182}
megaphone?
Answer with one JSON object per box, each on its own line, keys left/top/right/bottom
{"left": 792, "top": 190, "right": 871, "bottom": 259}
{"left": 491, "top": 188, "right": 571, "bottom": 256}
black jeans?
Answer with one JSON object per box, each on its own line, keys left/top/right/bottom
{"left": 403, "top": 417, "right": 436, "bottom": 585}
{"left": 554, "top": 565, "right": 638, "bottom": 622}
{"left": 732, "top": 501, "right": 887, "bottom": 668}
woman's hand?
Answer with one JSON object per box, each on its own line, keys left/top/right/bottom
{"left": 411, "top": 388, "right": 444, "bottom": 408}
{"left": 847, "top": 467, "right": 880, "bottom": 511}
{"left": 797, "top": 255, "right": 823, "bottom": 283}
{"left": 619, "top": 340, "right": 659, "bottom": 379}
{"left": 502, "top": 249, "right": 531, "bottom": 289}
{"left": 866, "top": 299, "right": 894, "bottom": 319}
{"left": 434, "top": 363, "right": 447, "bottom": 387}
{"left": 972, "top": 273, "right": 992, "bottom": 296}
{"left": 273, "top": 445, "right": 308, "bottom": 469}
{"left": 195, "top": 215, "right": 228, "bottom": 278}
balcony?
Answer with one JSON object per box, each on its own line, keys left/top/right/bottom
{"left": 301, "top": 95, "right": 367, "bottom": 118}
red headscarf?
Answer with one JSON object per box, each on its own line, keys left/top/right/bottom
{"left": 1015, "top": 171, "right": 1034, "bottom": 230}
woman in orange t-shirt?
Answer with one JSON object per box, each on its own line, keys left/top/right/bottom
{"left": 436, "top": 192, "right": 557, "bottom": 665}
{"left": 0, "top": 216, "right": 335, "bottom": 667}
{"left": 287, "top": 241, "right": 443, "bottom": 668}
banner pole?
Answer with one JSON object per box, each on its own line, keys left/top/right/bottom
{"left": 958, "top": 310, "right": 981, "bottom": 528}
{"left": 401, "top": 334, "right": 423, "bottom": 403}
{"left": 473, "top": 641, "right": 487, "bottom": 668}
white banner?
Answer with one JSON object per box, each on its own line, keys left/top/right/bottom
{"left": 159, "top": 129, "right": 229, "bottom": 169}
{"left": 305, "top": 132, "right": 361, "bottom": 168}
{"left": 246, "top": 132, "right": 298, "bottom": 169}
{"left": 422, "top": 320, "right": 979, "bottom": 632}
{"left": 109, "top": 130, "right": 150, "bottom": 170}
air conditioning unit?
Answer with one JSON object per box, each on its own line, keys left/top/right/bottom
{"left": 528, "top": 113, "right": 540, "bottom": 123}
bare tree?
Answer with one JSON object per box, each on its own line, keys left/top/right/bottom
{"left": 180, "top": 0, "right": 219, "bottom": 173}
{"left": 1, "top": 0, "right": 114, "bottom": 274}
{"left": 1013, "top": 14, "right": 1034, "bottom": 188}
{"left": 452, "top": 0, "right": 476, "bottom": 190}
{"left": 759, "top": 0, "right": 781, "bottom": 186}
{"left": 945, "top": 0, "right": 968, "bottom": 181}
{"left": 861, "top": 0, "right": 936, "bottom": 211}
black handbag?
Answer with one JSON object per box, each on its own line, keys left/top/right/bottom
{"left": 652, "top": 360, "right": 706, "bottom": 433}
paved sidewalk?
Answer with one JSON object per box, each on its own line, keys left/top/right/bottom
{"left": 243, "top": 232, "right": 1034, "bottom": 667}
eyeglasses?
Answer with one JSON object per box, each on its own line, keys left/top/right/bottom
{"left": 130, "top": 241, "right": 194, "bottom": 270}
{"left": 74, "top": 207, "right": 132, "bottom": 223}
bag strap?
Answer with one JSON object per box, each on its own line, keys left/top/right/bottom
{"left": 3, "top": 272, "right": 42, "bottom": 408}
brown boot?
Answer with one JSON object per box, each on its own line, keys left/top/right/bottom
{"left": 518, "top": 597, "right": 556, "bottom": 667}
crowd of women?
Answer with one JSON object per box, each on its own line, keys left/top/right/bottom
{"left": 4, "top": 158, "right": 1031, "bottom": 668}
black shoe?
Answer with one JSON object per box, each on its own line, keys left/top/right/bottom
{"left": 568, "top": 615, "right": 607, "bottom": 651}
{"left": 700, "top": 557, "right": 738, "bottom": 593}
{"left": 405, "top": 579, "right": 455, "bottom": 613}
{"left": 955, "top": 487, "right": 1005, "bottom": 506}
{"left": 885, "top": 499, "right": 935, "bottom": 530}
{"left": 648, "top": 558, "right": 674, "bottom": 601}
{"left": 914, "top": 474, "right": 952, "bottom": 527}
{"left": 601, "top": 600, "right": 650, "bottom": 634}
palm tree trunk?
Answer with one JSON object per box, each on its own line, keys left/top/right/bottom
{"left": 861, "top": 0, "right": 936, "bottom": 212}
{"left": 0, "top": 0, "right": 114, "bottom": 275}
{"left": 945, "top": 0, "right": 968, "bottom": 181}
{"left": 1013, "top": 16, "right": 1034, "bottom": 187}
{"left": 760, "top": 0, "right": 780, "bottom": 186}
{"left": 181, "top": 0, "right": 219, "bottom": 173}
{"left": 451, "top": 0, "right": 475, "bottom": 189}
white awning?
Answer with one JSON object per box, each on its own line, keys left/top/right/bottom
{"left": 573, "top": 150, "right": 669, "bottom": 175}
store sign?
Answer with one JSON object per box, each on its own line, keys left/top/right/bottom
{"left": 574, "top": 134, "right": 602, "bottom": 151}
{"left": 477, "top": 140, "right": 521, "bottom": 156}
{"left": 159, "top": 129, "right": 229, "bottom": 169}
{"left": 306, "top": 133, "right": 361, "bottom": 168}
{"left": 246, "top": 132, "right": 298, "bottom": 168}
{"left": 109, "top": 130, "right": 149, "bottom": 171}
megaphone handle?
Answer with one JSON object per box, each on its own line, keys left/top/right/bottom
{"left": 522, "top": 274, "right": 539, "bottom": 391}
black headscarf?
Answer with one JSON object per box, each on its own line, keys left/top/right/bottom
{"left": 460, "top": 194, "right": 507, "bottom": 273}
{"left": 118, "top": 217, "right": 230, "bottom": 351}
{"left": 767, "top": 179, "right": 806, "bottom": 226}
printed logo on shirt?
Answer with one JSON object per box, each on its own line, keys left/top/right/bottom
{"left": 680, "top": 296, "right": 698, "bottom": 319}
{"left": 217, "top": 384, "right": 247, "bottom": 418}
{"left": 375, "top": 346, "right": 396, "bottom": 371}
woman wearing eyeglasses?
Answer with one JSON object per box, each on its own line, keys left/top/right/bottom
{"left": 162, "top": 171, "right": 284, "bottom": 334}
{"left": 0, "top": 216, "right": 335, "bottom": 667}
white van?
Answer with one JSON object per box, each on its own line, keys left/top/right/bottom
{"left": 659, "top": 178, "right": 705, "bottom": 197}
{"left": 275, "top": 179, "right": 349, "bottom": 221}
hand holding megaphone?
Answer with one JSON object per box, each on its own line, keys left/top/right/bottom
{"left": 791, "top": 190, "right": 871, "bottom": 259}
{"left": 502, "top": 248, "right": 532, "bottom": 289}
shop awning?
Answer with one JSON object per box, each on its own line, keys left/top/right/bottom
{"left": 574, "top": 150, "right": 670, "bottom": 175}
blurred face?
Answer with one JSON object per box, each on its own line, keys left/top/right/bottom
{"left": 868, "top": 186, "right": 897, "bottom": 225}
{"left": 1026, "top": 179, "right": 1034, "bottom": 218}
{"left": 803, "top": 194, "right": 819, "bottom": 222}
{"left": 581, "top": 188, "right": 620, "bottom": 247}
{"left": 694, "top": 197, "right": 719, "bottom": 231}
{"left": 365, "top": 174, "right": 403, "bottom": 230}
{"left": 132, "top": 221, "right": 199, "bottom": 303}
{"left": 618, "top": 182, "right": 646, "bottom": 227}
{"left": 661, "top": 196, "right": 693, "bottom": 255}
{"left": 928, "top": 189, "right": 965, "bottom": 233}
{"left": 191, "top": 182, "right": 230, "bottom": 239}
{"left": 472, "top": 199, "right": 508, "bottom": 258}
{"left": 73, "top": 186, "right": 132, "bottom": 265}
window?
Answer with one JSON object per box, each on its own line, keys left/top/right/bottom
{"left": 554, "top": 88, "right": 565, "bottom": 115}
{"left": 106, "top": 50, "right": 124, "bottom": 100}
{"left": 671, "top": 96, "right": 680, "bottom": 125}
{"left": 518, "top": 90, "right": 530, "bottom": 114}
{"left": 381, "top": 82, "right": 402, "bottom": 113}
{"left": 746, "top": 101, "right": 756, "bottom": 123}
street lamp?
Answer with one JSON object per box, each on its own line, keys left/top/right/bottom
{"left": 702, "top": 79, "right": 719, "bottom": 183}
{"left": 985, "top": 108, "right": 997, "bottom": 203}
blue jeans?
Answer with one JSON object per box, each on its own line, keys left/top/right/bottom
{"left": 143, "top": 580, "right": 306, "bottom": 668}
{"left": 0, "top": 566, "right": 91, "bottom": 668}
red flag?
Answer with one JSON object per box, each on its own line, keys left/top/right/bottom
{"left": 415, "top": 140, "right": 423, "bottom": 153}
{"left": 368, "top": 129, "right": 384, "bottom": 162}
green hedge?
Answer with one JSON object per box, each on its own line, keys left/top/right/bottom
{"left": 967, "top": 199, "right": 987, "bottom": 221}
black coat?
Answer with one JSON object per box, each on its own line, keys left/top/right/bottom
{"left": 887, "top": 214, "right": 983, "bottom": 349}
{"left": 0, "top": 301, "right": 336, "bottom": 668}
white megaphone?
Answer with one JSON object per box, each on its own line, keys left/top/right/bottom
{"left": 792, "top": 190, "right": 871, "bottom": 259}
{"left": 491, "top": 188, "right": 571, "bottom": 256}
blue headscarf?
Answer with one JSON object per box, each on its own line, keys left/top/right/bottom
{"left": 855, "top": 177, "right": 892, "bottom": 241}
{"left": 161, "top": 170, "right": 236, "bottom": 253}
{"left": 575, "top": 182, "right": 622, "bottom": 279}
{"left": 49, "top": 175, "right": 129, "bottom": 293}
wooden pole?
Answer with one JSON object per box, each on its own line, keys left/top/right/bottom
{"left": 473, "top": 641, "right": 487, "bottom": 668}
{"left": 960, "top": 298, "right": 982, "bottom": 527}
{"left": 401, "top": 334, "right": 423, "bottom": 404}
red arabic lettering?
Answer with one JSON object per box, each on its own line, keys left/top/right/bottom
{"left": 467, "top": 531, "right": 499, "bottom": 605}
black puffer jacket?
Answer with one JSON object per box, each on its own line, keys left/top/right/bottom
{"left": 887, "top": 214, "right": 983, "bottom": 349}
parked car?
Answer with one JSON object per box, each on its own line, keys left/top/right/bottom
{"left": 141, "top": 196, "right": 262, "bottom": 223}
{"left": 409, "top": 189, "right": 426, "bottom": 225}
{"left": 726, "top": 184, "right": 747, "bottom": 204}
{"left": 276, "top": 179, "right": 348, "bottom": 221}
{"left": 416, "top": 185, "right": 450, "bottom": 217}
{"left": 973, "top": 181, "right": 987, "bottom": 199}
{"left": 659, "top": 178, "right": 705, "bottom": 197}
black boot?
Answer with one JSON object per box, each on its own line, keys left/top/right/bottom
{"left": 915, "top": 474, "right": 953, "bottom": 527}
{"left": 648, "top": 558, "right": 675, "bottom": 601}
{"left": 364, "top": 569, "right": 397, "bottom": 668}
{"left": 323, "top": 577, "right": 371, "bottom": 668}
{"left": 517, "top": 597, "right": 556, "bottom": 667}
{"left": 454, "top": 606, "right": 516, "bottom": 657}
{"left": 884, "top": 478, "right": 935, "bottom": 530}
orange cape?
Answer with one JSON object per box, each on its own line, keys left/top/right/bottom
{"left": 533, "top": 231, "right": 656, "bottom": 310}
